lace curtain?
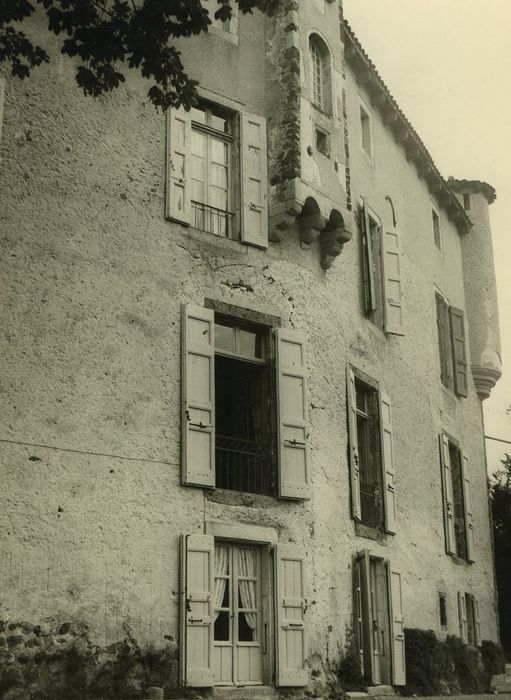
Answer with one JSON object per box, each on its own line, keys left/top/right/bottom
{"left": 238, "top": 548, "right": 257, "bottom": 633}
{"left": 214, "top": 546, "right": 229, "bottom": 621}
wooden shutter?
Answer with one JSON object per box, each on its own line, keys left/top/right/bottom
{"left": 183, "top": 534, "right": 215, "bottom": 687}
{"left": 277, "top": 329, "right": 311, "bottom": 500}
{"left": 439, "top": 434, "right": 456, "bottom": 555}
{"left": 474, "top": 597, "right": 481, "bottom": 646}
{"left": 347, "top": 367, "right": 361, "bottom": 521}
{"left": 275, "top": 543, "right": 307, "bottom": 686}
{"left": 357, "top": 550, "right": 375, "bottom": 683}
{"left": 166, "top": 108, "right": 193, "bottom": 225}
{"left": 458, "top": 591, "right": 468, "bottom": 643}
{"left": 461, "top": 452, "right": 475, "bottom": 562}
{"left": 182, "top": 304, "right": 215, "bottom": 488}
{"left": 353, "top": 556, "right": 365, "bottom": 673}
{"left": 380, "top": 390, "right": 397, "bottom": 534}
{"left": 241, "top": 112, "right": 268, "bottom": 248}
{"left": 450, "top": 307, "right": 468, "bottom": 397}
{"left": 387, "top": 562, "right": 406, "bottom": 685}
{"left": 435, "top": 294, "right": 453, "bottom": 389}
{"left": 360, "top": 203, "right": 377, "bottom": 314}
{"left": 382, "top": 228, "right": 404, "bottom": 335}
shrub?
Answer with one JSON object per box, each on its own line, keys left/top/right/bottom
{"left": 445, "top": 635, "right": 485, "bottom": 694}
{"left": 402, "top": 629, "right": 456, "bottom": 696}
{"left": 337, "top": 642, "right": 365, "bottom": 691}
{"left": 481, "top": 639, "right": 506, "bottom": 688}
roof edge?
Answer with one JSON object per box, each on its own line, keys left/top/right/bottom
{"left": 447, "top": 178, "right": 497, "bottom": 205}
{"left": 343, "top": 20, "right": 472, "bottom": 234}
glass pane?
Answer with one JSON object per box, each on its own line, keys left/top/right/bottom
{"left": 191, "top": 106, "right": 206, "bottom": 124}
{"left": 214, "top": 611, "right": 230, "bottom": 641}
{"left": 215, "top": 323, "right": 235, "bottom": 353}
{"left": 238, "top": 612, "right": 257, "bottom": 642}
{"left": 211, "top": 138, "right": 228, "bottom": 166}
{"left": 210, "top": 111, "right": 230, "bottom": 134}
{"left": 238, "top": 329, "right": 263, "bottom": 359}
{"left": 191, "top": 129, "right": 207, "bottom": 157}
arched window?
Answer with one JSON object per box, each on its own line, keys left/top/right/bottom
{"left": 309, "top": 34, "right": 332, "bottom": 114}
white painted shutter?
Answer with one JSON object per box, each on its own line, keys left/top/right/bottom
{"left": 383, "top": 227, "right": 404, "bottom": 335}
{"left": 166, "top": 108, "right": 193, "bottom": 224}
{"left": 353, "top": 556, "right": 365, "bottom": 673}
{"left": 380, "top": 390, "right": 397, "bottom": 534}
{"left": 277, "top": 329, "right": 310, "bottom": 500}
{"left": 458, "top": 591, "right": 468, "bottom": 643}
{"left": 450, "top": 307, "right": 468, "bottom": 397}
{"left": 474, "top": 597, "right": 481, "bottom": 646}
{"left": 361, "top": 204, "right": 377, "bottom": 314}
{"left": 183, "top": 534, "right": 215, "bottom": 687}
{"left": 461, "top": 452, "right": 475, "bottom": 562}
{"left": 275, "top": 543, "right": 307, "bottom": 687}
{"left": 347, "top": 367, "right": 362, "bottom": 521}
{"left": 182, "top": 304, "right": 215, "bottom": 487}
{"left": 357, "top": 550, "right": 375, "bottom": 683}
{"left": 439, "top": 434, "right": 456, "bottom": 555}
{"left": 387, "top": 561, "right": 406, "bottom": 685}
{"left": 241, "top": 112, "right": 268, "bottom": 248}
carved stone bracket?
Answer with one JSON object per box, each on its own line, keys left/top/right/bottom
{"left": 298, "top": 197, "right": 326, "bottom": 247}
{"left": 320, "top": 209, "right": 353, "bottom": 270}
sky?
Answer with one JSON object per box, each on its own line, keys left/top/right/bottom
{"left": 342, "top": 0, "right": 511, "bottom": 478}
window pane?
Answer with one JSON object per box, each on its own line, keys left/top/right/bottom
{"left": 191, "top": 106, "right": 206, "bottom": 124}
{"left": 215, "top": 323, "right": 235, "bottom": 353}
{"left": 238, "top": 329, "right": 263, "bottom": 359}
{"left": 214, "top": 611, "right": 230, "bottom": 641}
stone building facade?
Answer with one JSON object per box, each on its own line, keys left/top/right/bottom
{"left": 0, "top": 0, "right": 502, "bottom": 693}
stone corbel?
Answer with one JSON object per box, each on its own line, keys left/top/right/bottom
{"left": 320, "top": 209, "right": 353, "bottom": 270}
{"left": 269, "top": 201, "right": 303, "bottom": 242}
{"left": 298, "top": 197, "right": 326, "bottom": 248}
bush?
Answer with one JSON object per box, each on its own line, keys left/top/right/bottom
{"left": 402, "top": 629, "right": 456, "bottom": 696}
{"left": 445, "top": 635, "right": 485, "bottom": 694}
{"left": 481, "top": 639, "right": 506, "bottom": 687}
{"left": 337, "top": 643, "right": 365, "bottom": 691}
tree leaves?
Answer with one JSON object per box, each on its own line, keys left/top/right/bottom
{"left": 0, "top": 0, "right": 282, "bottom": 109}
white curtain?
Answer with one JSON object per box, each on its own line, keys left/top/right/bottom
{"left": 238, "top": 548, "right": 257, "bottom": 635}
{"left": 214, "top": 546, "right": 229, "bottom": 621}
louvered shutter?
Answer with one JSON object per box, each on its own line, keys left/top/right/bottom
{"left": 436, "top": 294, "right": 453, "bottom": 388}
{"left": 347, "top": 367, "right": 362, "bottom": 521}
{"left": 182, "top": 304, "right": 215, "bottom": 488}
{"left": 277, "top": 329, "right": 310, "bottom": 500}
{"left": 183, "top": 534, "right": 215, "bottom": 687}
{"left": 461, "top": 452, "right": 475, "bottom": 562}
{"left": 474, "top": 597, "right": 481, "bottom": 646}
{"left": 166, "top": 108, "right": 193, "bottom": 225}
{"left": 387, "top": 562, "right": 406, "bottom": 685}
{"left": 458, "top": 591, "right": 468, "bottom": 643}
{"left": 380, "top": 390, "right": 397, "bottom": 534}
{"left": 357, "top": 550, "right": 375, "bottom": 683}
{"left": 275, "top": 543, "right": 307, "bottom": 686}
{"left": 241, "top": 112, "right": 268, "bottom": 248}
{"left": 450, "top": 307, "right": 468, "bottom": 397}
{"left": 361, "top": 204, "right": 376, "bottom": 314}
{"left": 383, "top": 228, "right": 404, "bottom": 335}
{"left": 439, "top": 434, "right": 456, "bottom": 555}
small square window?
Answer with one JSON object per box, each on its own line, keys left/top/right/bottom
{"left": 315, "top": 128, "right": 330, "bottom": 156}
{"left": 463, "top": 193, "right": 471, "bottom": 210}
{"left": 360, "top": 103, "right": 372, "bottom": 157}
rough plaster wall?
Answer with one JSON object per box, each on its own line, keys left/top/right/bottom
{"left": 0, "top": 8, "right": 499, "bottom": 691}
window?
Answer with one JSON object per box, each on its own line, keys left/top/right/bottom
{"left": 439, "top": 593, "right": 448, "bottom": 627}
{"left": 439, "top": 433, "right": 474, "bottom": 562}
{"left": 354, "top": 551, "right": 406, "bottom": 686}
{"left": 432, "top": 206, "right": 441, "bottom": 250}
{"left": 181, "top": 304, "right": 311, "bottom": 499}
{"left": 347, "top": 367, "right": 396, "bottom": 534}
{"left": 435, "top": 292, "right": 468, "bottom": 396}
{"left": 463, "top": 193, "right": 471, "bottom": 210}
{"left": 167, "top": 100, "right": 268, "bottom": 248}
{"left": 309, "top": 34, "right": 332, "bottom": 114}
{"left": 181, "top": 533, "right": 307, "bottom": 687}
{"left": 360, "top": 101, "right": 373, "bottom": 157}
{"left": 207, "top": 0, "right": 239, "bottom": 36}
{"left": 360, "top": 201, "right": 404, "bottom": 335}
{"left": 458, "top": 592, "right": 480, "bottom": 646}
{"left": 315, "top": 127, "right": 330, "bottom": 156}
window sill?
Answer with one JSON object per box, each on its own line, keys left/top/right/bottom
{"left": 172, "top": 221, "right": 245, "bottom": 253}
{"left": 208, "top": 25, "right": 239, "bottom": 45}
{"left": 448, "top": 553, "right": 471, "bottom": 567}
{"left": 205, "top": 488, "right": 280, "bottom": 508}
{"left": 355, "top": 522, "right": 387, "bottom": 543}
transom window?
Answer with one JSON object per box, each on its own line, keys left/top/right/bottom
{"left": 191, "top": 102, "right": 235, "bottom": 238}
{"left": 214, "top": 317, "right": 275, "bottom": 496}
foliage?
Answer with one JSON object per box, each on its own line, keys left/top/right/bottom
{"left": 445, "top": 634, "right": 485, "bottom": 694}
{"left": 402, "top": 628, "right": 456, "bottom": 696}
{"left": 480, "top": 639, "right": 506, "bottom": 688}
{"left": 0, "top": 0, "right": 282, "bottom": 110}
{"left": 337, "top": 636, "right": 365, "bottom": 691}
{"left": 490, "top": 453, "right": 511, "bottom": 655}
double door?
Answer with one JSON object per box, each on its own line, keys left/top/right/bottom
{"left": 213, "top": 543, "right": 263, "bottom": 686}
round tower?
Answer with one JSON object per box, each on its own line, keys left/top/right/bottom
{"left": 448, "top": 178, "right": 501, "bottom": 400}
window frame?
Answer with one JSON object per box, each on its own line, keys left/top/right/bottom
{"left": 432, "top": 203, "right": 442, "bottom": 252}
{"left": 359, "top": 96, "right": 374, "bottom": 160}
{"left": 434, "top": 289, "right": 468, "bottom": 397}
